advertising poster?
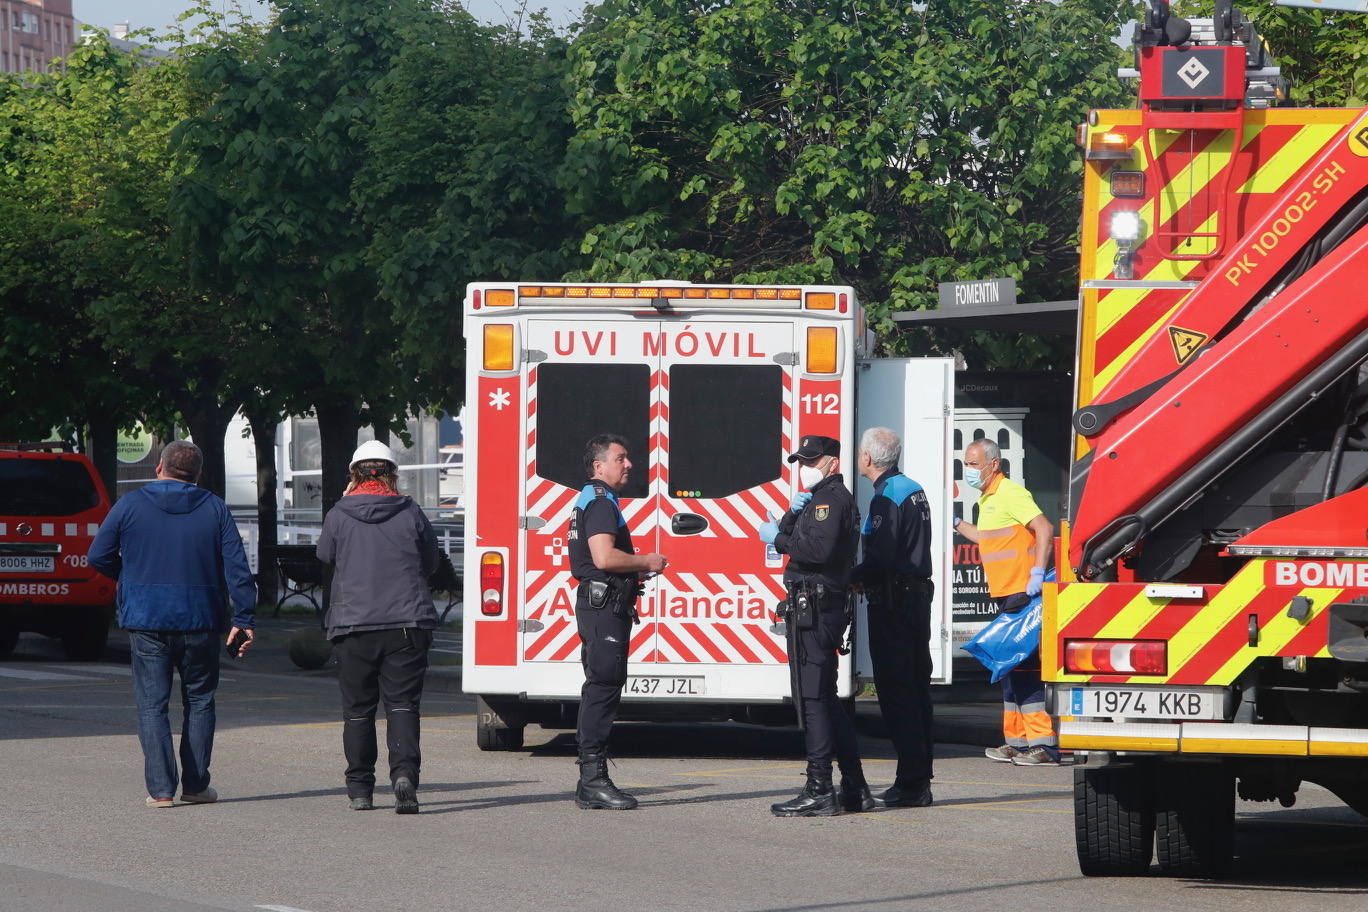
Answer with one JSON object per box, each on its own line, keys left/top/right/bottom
{"left": 950, "top": 371, "right": 1071, "bottom": 649}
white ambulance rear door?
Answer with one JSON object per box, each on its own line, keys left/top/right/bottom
{"left": 853, "top": 358, "right": 956, "bottom": 684}
{"left": 648, "top": 320, "right": 794, "bottom": 675}
{"left": 517, "top": 319, "right": 657, "bottom": 666}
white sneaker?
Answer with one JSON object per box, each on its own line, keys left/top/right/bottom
{"left": 180, "top": 787, "right": 218, "bottom": 804}
{"left": 145, "top": 795, "right": 174, "bottom": 808}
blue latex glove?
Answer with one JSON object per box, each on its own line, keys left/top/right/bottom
{"left": 789, "top": 490, "right": 812, "bottom": 513}
{"left": 1026, "top": 566, "right": 1045, "bottom": 597}
{"left": 758, "top": 511, "right": 780, "bottom": 544}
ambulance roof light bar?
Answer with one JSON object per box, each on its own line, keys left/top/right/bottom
{"left": 503, "top": 284, "right": 837, "bottom": 311}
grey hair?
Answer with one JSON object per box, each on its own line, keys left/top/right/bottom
{"left": 969, "top": 437, "right": 1001, "bottom": 463}
{"left": 859, "top": 427, "right": 901, "bottom": 471}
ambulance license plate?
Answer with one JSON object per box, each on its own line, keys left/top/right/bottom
{"left": 1069, "top": 686, "right": 1221, "bottom": 720}
{"left": 0, "top": 556, "right": 53, "bottom": 573}
{"left": 625, "top": 676, "right": 706, "bottom": 696}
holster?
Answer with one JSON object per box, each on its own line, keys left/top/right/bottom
{"left": 608, "top": 576, "right": 643, "bottom": 623}
{"left": 784, "top": 582, "right": 824, "bottom": 631}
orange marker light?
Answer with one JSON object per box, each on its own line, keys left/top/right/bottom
{"left": 806, "top": 292, "right": 836, "bottom": 310}
{"left": 807, "top": 326, "right": 838, "bottom": 374}
{"left": 483, "top": 324, "right": 515, "bottom": 371}
{"left": 486, "top": 289, "right": 515, "bottom": 307}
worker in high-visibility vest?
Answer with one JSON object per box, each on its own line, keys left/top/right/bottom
{"left": 954, "top": 437, "right": 1059, "bottom": 765}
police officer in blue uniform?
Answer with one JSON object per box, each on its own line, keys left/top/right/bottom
{"left": 568, "top": 433, "right": 668, "bottom": 810}
{"left": 853, "top": 426, "right": 935, "bottom": 807}
{"left": 759, "top": 435, "right": 872, "bottom": 816}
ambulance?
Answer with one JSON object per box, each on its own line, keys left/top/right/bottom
{"left": 462, "top": 282, "right": 956, "bottom": 748}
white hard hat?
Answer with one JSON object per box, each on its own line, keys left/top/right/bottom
{"left": 349, "top": 439, "right": 397, "bottom": 471}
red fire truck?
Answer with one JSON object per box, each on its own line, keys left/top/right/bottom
{"left": 1050, "top": 0, "right": 1368, "bottom": 876}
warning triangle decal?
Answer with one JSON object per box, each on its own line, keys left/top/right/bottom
{"left": 1168, "top": 326, "right": 1208, "bottom": 365}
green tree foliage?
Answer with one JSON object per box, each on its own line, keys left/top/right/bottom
{"left": 561, "top": 0, "right": 1135, "bottom": 367}
{"left": 0, "top": 35, "right": 227, "bottom": 490}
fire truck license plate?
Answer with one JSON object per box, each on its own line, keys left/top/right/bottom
{"left": 1069, "top": 686, "right": 1221, "bottom": 720}
{"left": 625, "top": 676, "right": 706, "bottom": 696}
{"left": 0, "top": 556, "right": 54, "bottom": 573}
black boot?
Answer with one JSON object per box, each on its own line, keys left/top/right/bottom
{"left": 771, "top": 771, "right": 840, "bottom": 817}
{"left": 575, "top": 754, "right": 638, "bottom": 810}
{"left": 839, "top": 777, "right": 876, "bottom": 813}
{"left": 877, "top": 781, "right": 933, "bottom": 808}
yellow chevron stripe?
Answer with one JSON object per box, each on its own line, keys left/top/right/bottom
{"left": 1236, "top": 123, "right": 1345, "bottom": 193}
{"left": 1205, "top": 586, "right": 1341, "bottom": 685}
{"left": 1092, "top": 294, "right": 1190, "bottom": 391}
{"left": 1092, "top": 221, "right": 1209, "bottom": 304}
{"left": 1055, "top": 583, "right": 1111, "bottom": 628}
{"left": 1161, "top": 565, "right": 1266, "bottom": 680}
{"left": 1092, "top": 591, "right": 1169, "bottom": 639}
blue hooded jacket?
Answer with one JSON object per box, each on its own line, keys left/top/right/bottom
{"left": 89, "top": 480, "right": 257, "bottom": 632}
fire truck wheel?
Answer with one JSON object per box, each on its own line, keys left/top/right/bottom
{"left": 1154, "top": 761, "right": 1235, "bottom": 877}
{"left": 61, "top": 610, "right": 110, "bottom": 662}
{"left": 1074, "top": 762, "right": 1155, "bottom": 876}
{"left": 476, "top": 696, "right": 526, "bottom": 751}
{"left": 0, "top": 623, "right": 18, "bottom": 658}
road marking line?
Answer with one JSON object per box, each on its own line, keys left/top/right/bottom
{"left": 0, "top": 667, "right": 88, "bottom": 681}
{"left": 45, "top": 664, "right": 134, "bottom": 676}
{"left": 256, "top": 905, "right": 319, "bottom": 912}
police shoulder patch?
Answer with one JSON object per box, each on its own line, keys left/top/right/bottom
{"left": 870, "top": 514, "right": 882, "bottom": 530}
{"left": 815, "top": 505, "right": 829, "bottom": 521}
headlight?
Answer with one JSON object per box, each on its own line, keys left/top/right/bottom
{"left": 1110, "top": 210, "right": 1142, "bottom": 245}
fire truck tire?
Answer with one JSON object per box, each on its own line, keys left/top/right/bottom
{"left": 476, "top": 696, "right": 526, "bottom": 751}
{"left": 61, "top": 610, "right": 110, "bottom": 662}
{"left": 1074, "top": 763, "right": 1155, "bottom": 876}
{"left": 1154, "top": 762, "right": 1235, "bottom": 877}
{"left": 0, "top": 623, "right": 18, "bottom": 658}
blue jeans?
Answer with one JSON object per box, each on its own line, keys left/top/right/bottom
{"left": 129, "top": 630, "right": 220, "bottom": 799}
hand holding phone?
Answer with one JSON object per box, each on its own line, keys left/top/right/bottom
{"left": 225, "top": 627, "right": 252, "bottom": 659}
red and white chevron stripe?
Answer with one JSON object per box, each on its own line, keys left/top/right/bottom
{"left": 520, "top": 365, "right": 795, "bottom": 667}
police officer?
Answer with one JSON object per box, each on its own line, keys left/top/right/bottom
{"left": 569, "top": 433, "right": 668, "bottom": 809}
{"left": 759, "top": 435, "right": 871, "bottom": 816}
{"left": 852, "top": 427, "right": 935, "bottom": 808}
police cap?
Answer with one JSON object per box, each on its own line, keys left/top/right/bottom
{"left": 786, "top": 435, "right": 840, "bottom": 463}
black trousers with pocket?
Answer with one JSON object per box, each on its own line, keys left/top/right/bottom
{"left": 575, "top": 590, "right": 633, "bottom": 757}
{"left": 794, "top": 594, "right": 864, "bottom": 781}
{"left": 334, "top": 627, "right": 432, "bottom": 798}
{"left": 866, "top": 577, "right": 935, "bottom": 787}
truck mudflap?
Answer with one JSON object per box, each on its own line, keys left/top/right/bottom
{"left": 1060, "top": 719, "right": 1368, "bottom": 757}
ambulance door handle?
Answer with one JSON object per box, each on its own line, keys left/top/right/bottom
{"left": 671, "top": 513, "right": 709, "bottom": 536}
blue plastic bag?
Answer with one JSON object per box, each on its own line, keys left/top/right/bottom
{"left": 961, "top": 569, "right": 1055, "bottom": 683}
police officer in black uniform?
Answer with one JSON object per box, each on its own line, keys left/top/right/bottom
{"left": 568, "top": 433, "right": 668, "bottom": 810}
{"left": 759, "top": 435, "right": 872, "bottom": 816}
{"left": 853, "top": 426, "right": 935, "bottom": 808}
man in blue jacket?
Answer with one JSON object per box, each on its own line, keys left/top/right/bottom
{"left": 89, "top": 440, "right": 257, "bottom": 809}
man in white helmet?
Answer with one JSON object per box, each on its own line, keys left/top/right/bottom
{"left": 317, "top": 439, "right": 440, "bottom": 813}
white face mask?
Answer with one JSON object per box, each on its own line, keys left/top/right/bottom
{"left": 799, "top": 464, "right": 825, "bottom": 490}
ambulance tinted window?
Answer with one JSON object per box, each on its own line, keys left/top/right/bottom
{"left": 535, "top": 363, "right": 651, "bottom": 499}
{"left": 0, "top": 459, "right": 100, "bottom": 516}
{"left": 669, "top": 365, "right": 781, "bottom": 498}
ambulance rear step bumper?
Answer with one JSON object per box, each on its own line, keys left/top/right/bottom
{"left": 1061, "top": 720, "right": 1368, "bottom": 757}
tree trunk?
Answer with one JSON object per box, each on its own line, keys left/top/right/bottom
{"left": 181, "top": 398, "right": 239, "bottom": 499}
{"left": 87, "top": 415, "right": 119, "bottom": 504}
{"left": 246, "top": 403, "right": 281, "bottom": 610}
{"left": 315, "top": 398, "right": 360, "bottom": 519}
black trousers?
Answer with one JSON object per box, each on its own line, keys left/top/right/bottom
{"left": 575, "top": 592, "right": 633, "bottom": 756}
{"left": 793, "top": 597, "right": 864, "bottom": 780}
{"left": 867, "top": 579, "right": 935, "bottom": 787}
{"left": 334, "top": 627, "right": 432, "bottom": 798}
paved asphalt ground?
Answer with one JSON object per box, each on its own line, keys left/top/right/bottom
{"left": 4, "top": 616, "right": 1368, "bottom": 912}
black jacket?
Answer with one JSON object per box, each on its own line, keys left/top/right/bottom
{"left": 852, "top": 467, "right": 933, "bottom": 583}
{"left": 774, "top": 473, "right": 860, "bottom": 589}
{"left": 317, "top": 494, "right": 439, "bottom": 640}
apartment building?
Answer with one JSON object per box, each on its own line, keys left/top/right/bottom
{"left": 0, "top": 0, "right": 75, "bottom": 74}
